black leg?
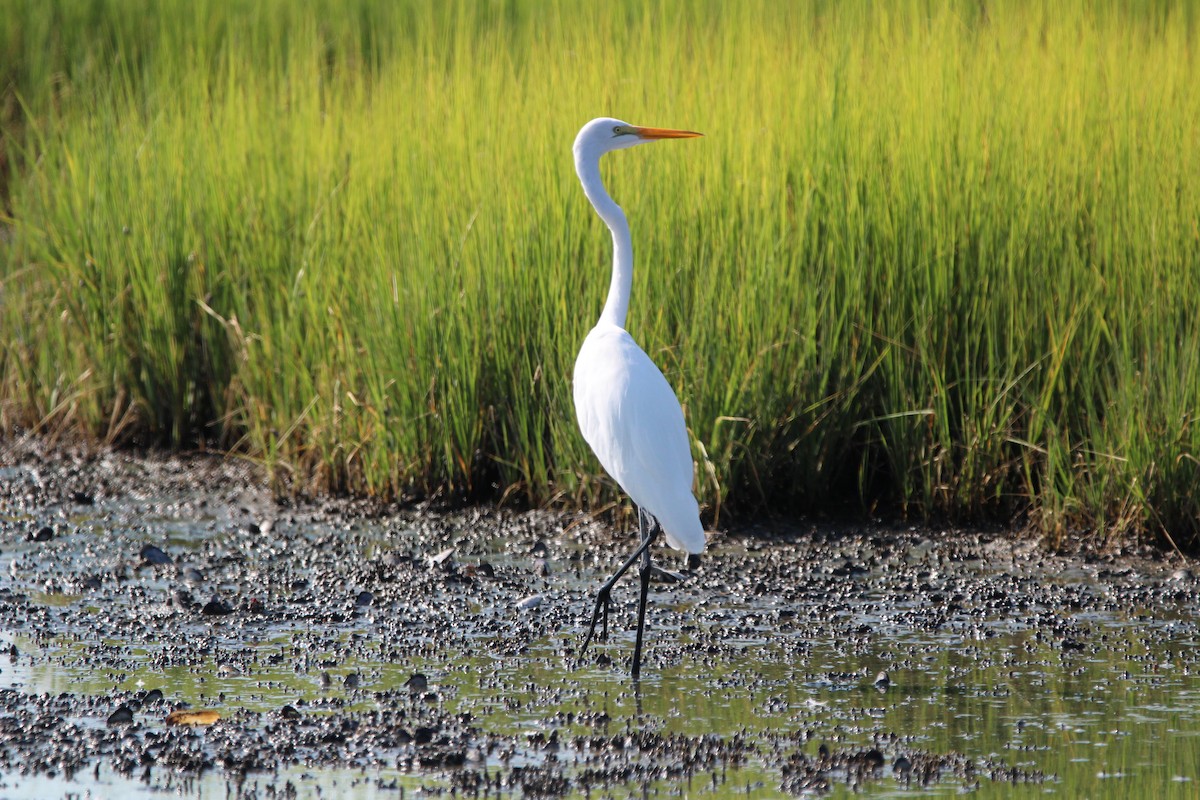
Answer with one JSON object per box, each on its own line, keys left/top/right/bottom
{"left": 631, "top": 510, "right": 656, "bottom": 679}
{"left": 578, "top": 507, "right": 658, "bottom": 668}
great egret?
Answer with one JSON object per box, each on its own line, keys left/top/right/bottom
{"left": 571, "top": 117, "right": 705, "bottom": 679}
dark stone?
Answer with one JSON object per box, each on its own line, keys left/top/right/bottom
{"left": 107, "top": 705, "right": 134, "bottom": 726}
{"left": 201, "top": 596, "right": 233, "bottom": 616}
{"left": 140, "top": 544, "right": 173, "bottom": 566}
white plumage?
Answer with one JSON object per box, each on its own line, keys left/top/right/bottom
{"left": 573, "top": 323, "right": 705, "bottom": 554}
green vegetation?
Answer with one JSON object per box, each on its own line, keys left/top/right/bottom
{"left": 2, "top": 1, "right": 1198, "bottom": 548}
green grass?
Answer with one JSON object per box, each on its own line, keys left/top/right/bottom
{"left": 2, "top": 0, "right": 1198, "bottom": 549}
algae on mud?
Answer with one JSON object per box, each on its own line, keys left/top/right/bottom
{"left": 1, "top": 1, "right": 1200, "bottom": 546}
{"left": 0, "top": 446, "right": 1198, "bottom": 798}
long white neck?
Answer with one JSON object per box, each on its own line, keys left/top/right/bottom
{"left": 575, "top": 149, "right": 633, "bottom": 329}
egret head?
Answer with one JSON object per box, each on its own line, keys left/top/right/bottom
{"left": 573, "top": 117, "right": 702, "bottom": 162}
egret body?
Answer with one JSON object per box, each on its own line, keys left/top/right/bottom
{"left": 571, "top": 117, "right": 705, "bottom": 678}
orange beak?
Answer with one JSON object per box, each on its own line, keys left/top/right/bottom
{"left": 633, "top": 126, "right": 703, "bottom": 140}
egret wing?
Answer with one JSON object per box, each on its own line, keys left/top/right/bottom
{"left": 573, "top": 325, "right": 705, "bottom": 553}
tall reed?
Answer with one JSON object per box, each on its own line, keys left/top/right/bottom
{"left": 2, "top": 1, "right": 1197, "bottom": 548}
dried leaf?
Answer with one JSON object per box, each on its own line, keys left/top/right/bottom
{"left": 166, "top": 709, "right": 220, "bottom": 726}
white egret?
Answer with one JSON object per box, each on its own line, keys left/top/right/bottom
{"left": 571, "top": 117, "right": 705, "bottom": 678}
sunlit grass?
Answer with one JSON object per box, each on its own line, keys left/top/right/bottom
{"left": 2, "top": 0, "right": 1198, "bottom": 547}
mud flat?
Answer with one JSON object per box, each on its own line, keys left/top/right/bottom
{"left": 0, "top": 440, "right": 1197, "bottom": 798}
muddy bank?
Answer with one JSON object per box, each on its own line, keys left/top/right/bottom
{"left": 0, "top": 439, "right": 1197, "bottom": 797}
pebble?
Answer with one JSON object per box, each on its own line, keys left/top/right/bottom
{"left": 139, "top": 544, "right": 173, "bottom": 566}
{"left": 650, "top": 565, "right": 686, "bottom": 583}
{"left": 201, "top": 596, "right": 233, "bottom": 616}
{"left": 107, "top": 705, "right": 134, "bottom": 726}
{"left": 516, "top": 594, "right": 543, "bottom": 610}
{"left": 180, "top": 566, "right": 205, "bottom": 583}
{"left": 429, "top": 548, "right": 455, "bottom": 570}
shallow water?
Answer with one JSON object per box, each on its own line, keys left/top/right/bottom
{"left": 1, "top": 456, "right": 1198, "bottom": 798}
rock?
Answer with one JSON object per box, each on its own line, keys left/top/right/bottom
{"left": 201, "top": 596, "right": 233, "bottom": 616}
{"left": 355, "top": 591, "right": 374, "bottom": 607}
{"left": 107, "top": 705, "right": 134, "bottom": 726}
{"left": 280, "top": 705, "right": 301, "bottom": 720}
{"left": 650, "top": 565, "right": 687, "bottom": 583}
{"left": 405, "top": 673, "right": 429, "bottom": 692}
{"left": 874, "top": 671, "right": 891, "bottom": 691}
{"left": 343, "top": 672, "right": 361, "bottom": 688}
{"left": 179, "top": 566, "right": 205, "bottom": 583}
{"left": 516, "top": 594, "right": 543, "bottom": 610}
{"left": 139, "top": 544, "right": 173, "bottom": 567}
{"left": 30, "top": 526, "right": 54, "bottom": 542}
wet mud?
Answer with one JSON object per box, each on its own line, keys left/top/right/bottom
{"left": 0, "top": 440, "right": 1197, "bottom": 797}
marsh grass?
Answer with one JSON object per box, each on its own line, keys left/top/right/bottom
{"left": 2, "top": 1, "right": 1198, "bottom": 547}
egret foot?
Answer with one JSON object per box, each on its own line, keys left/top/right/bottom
{"left": 576, "top": 508, "right": 660, "bottom": 673}
{"left": 578, "top": 583, "right": 612, "bottom": 659}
